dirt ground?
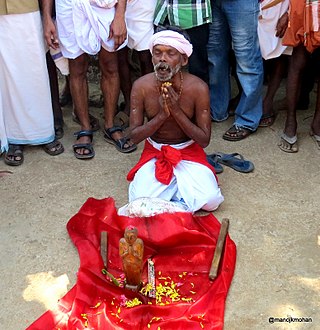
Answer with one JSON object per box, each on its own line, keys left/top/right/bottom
{"left": 0, "top": 80, "right": 319, "bottom": 330}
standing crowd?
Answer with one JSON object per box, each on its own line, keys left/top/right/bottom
{"left": 1, "top": 0, "right": 320, "bottom": 211}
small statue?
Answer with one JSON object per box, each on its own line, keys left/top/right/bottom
{"left": 119, "top": 226, "right": 144, "bottom": 290}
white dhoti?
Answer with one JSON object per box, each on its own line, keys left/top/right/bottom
{"left": 0, "top": 11, "right": 54, "bottom": 151}
{"left": 126, "top": 0, "right": 157, "bottom": 51}
{"left": 258, "top": 0, "right": 292, "bottom": 60}
{"left": 0, "top": 92, "right": 7, "bottom": 153}
{"left": 56, "top": 0, "right": 127, "bottom": 59}
{"left": 128, "top": 139, "right": 224, "bottom": 213}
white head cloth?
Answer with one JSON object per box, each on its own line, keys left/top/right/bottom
{"left": 149, "top": 30, "right": 193, "bottom": 57}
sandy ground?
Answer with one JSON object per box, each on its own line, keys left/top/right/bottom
{"left": 0, "top": 82, "right": 319, "bottom": 330}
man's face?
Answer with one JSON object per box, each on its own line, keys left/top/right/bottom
{"left": 152, "top": 44, "right": 184, "bottom": 82}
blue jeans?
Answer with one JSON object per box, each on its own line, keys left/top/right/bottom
{"left": 207, "top": 0, "right": 263, "bottom": 130}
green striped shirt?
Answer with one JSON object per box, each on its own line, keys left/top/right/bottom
{"left": 154, "top": 0, "right": 212, "bottom": 30}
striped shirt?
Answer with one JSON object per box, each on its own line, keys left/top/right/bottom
{"left": 154, "top": 0, "right": 212, "bottom": 30}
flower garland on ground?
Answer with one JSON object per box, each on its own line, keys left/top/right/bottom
{"left": 77, "top": 270, "right": 207, "bottom": 329}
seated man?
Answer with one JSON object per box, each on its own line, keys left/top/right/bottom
{"left": 126, "top": 28, "right": 224, "bottom": 213}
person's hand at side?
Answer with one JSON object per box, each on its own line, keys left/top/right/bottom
{"left": 276, "top": 12, "right": 289, "bottom": 38}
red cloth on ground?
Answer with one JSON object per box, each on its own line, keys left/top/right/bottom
{"left": 27, "top": 197, "right": 236, "bottom": 330}
{"left": 127, "top": 140, "right": 217, "bottom": 185}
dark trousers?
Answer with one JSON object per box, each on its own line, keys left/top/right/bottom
{"left": 159, "top": 19, "right": 210, "bottom": 84}
{"left": 186, "top": 24, "right": 210, "bottom": 84}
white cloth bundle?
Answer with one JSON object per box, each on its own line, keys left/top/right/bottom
{"left": 118, "top": 197, "right": 189, "bottom": 217}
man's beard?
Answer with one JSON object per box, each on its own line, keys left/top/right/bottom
{"left": 153, "top": 62, "right": 181, "bottom": 82}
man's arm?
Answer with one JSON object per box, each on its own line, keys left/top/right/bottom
{"left": 41, "top": 0, "right": 59, "bottom": 49}
{"left": 163, "top": 81, "right": 211, "bottom": 148}
{"left": 109, "top": 0, "right": 127, "bottom": 50}
{"left": 129, "top": 80, "right": 170, "bottom": 145}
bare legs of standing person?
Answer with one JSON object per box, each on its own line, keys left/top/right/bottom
{"left": 278, "top": 45, "right": 309, "bottom": 152}
{"left": 100, "top": 47, "right": 136, "bottom": 152}
{"left": 259, "top": 55, "right": 288, "bottom": 127}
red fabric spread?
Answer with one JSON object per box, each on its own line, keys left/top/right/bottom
{"left": 127, "top": 140, "right": 217, "bottom": 185}
{"left": 27, "top": 197, "right": 236, "bottom": 330}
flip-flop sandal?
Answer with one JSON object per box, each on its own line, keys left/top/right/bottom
{"left": 114, "top": 111, "right": 130, "bottom": 129}
{"left": 278, "top": 133, "right": 298, "bottom": 153}
{"left": 223, "top": 125, "right": 254, "bottom": 141}
{"left": 103, "top": 126, "right": 137, "bottom": 153}
{"left": 73, "top": 130, "right": 95, "bottom": 160}
{"left": 206, "top": 154, "right": 224, "bottom": 174}
{"left": 4, "top": 144, "right": 24, "bottom": 166}
{"left": 0, "top": 170, "right": 13, "bottom": 177}
{"left": 310, "top": 130, "right": 320, "bottom": 150}
{"left": 43, "top": 140, "right": 64, "bottom": 156}
{"left": 259, "top": 113, "right": 276, "bottom": 127}
{"left": 215, "top": 152, "right": 254, "bottom": 173}
{"left": 72, "top": 113, "right": 100, "bottom": 132}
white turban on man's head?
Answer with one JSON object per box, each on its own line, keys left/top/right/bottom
{"left": 149, "top": 30, "right": 193, "bottom": 57}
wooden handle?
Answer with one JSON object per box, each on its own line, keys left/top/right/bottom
{"left": 100, "top": 231, "right": 108, "bottom": 268}
{"left": 209, "top": 218, "right": 229, "bottom": 281}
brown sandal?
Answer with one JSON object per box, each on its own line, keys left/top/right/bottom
{"left": 223, "top": 125, "right": 254, "bottom": 141}
{"left": 259, "top": 113, "right": 276, "bottom": 127}
{"left": 4, "top": 144, "right": 24, "bottom": 166}
{"left": 43, "top": 140, "right": 64, "bottom": 156}
{"left": 72, "top": 113, "right": 100, "bottom": 132}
